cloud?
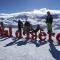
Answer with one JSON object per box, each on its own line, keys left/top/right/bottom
{"left": 0, "top": 8, "right": 60, "bottom": 18}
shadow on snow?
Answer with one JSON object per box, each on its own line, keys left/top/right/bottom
{"left": 4, "top": 38, "right": 47, "bottom": 47}
{"left": 49, "top": 41, "right": 60, "bottom": 60}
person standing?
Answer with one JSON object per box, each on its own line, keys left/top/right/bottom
{"left": 0, "top": 22, "right": 4, "bottom": 27}
{"left": 18, "top": 20, "right": 23, "bottom": 32}
{"left": 46, "top": 11, "right": 53, "bottom": 33}
{"left": 23, "top": 21, "right": 31, "bottom": 35}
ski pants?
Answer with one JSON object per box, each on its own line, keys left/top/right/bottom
{"left": 47, "top": 23, "right": 52, "bottom": 33}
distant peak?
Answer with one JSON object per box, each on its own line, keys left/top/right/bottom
{"left": 40, "top": 8, "right": 47, "bottom": 10}
{"left": 0, "top": 8, "right": 60, "bottom": 18}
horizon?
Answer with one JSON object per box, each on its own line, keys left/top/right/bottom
{"left": 0, "top": 0, "right": 60, "bottom": 13}
{"left": 0, "top": 8, "right": 60, "bottom": 14}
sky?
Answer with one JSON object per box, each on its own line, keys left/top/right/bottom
{"left": 0, "top": 0, "right": 60, "bottom": 13}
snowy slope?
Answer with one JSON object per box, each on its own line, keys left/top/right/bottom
{"left": 0, "top": 8, "right": 60, "bottom": 60}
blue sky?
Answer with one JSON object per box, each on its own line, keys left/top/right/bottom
{"left": 0, "top": 0, "right": 60, "bottom": 13}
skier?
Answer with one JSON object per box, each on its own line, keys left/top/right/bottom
{"left": 18, "top": 20, "right": 23, "bottom": 32}
{"left": 46, "top": 11, "right": 53, "bottom": 33}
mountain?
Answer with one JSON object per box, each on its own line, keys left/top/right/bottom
{"left": 0, "top": 8, "right": 60, "bottom": 26}
{"left": 0, "top": 8, "right": 60, "bottom": 60}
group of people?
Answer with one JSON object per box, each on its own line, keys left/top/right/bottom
{"left": 18, "top": 11, "right": 53, "bottom": 34}
{"left": 18, "top": 20, "right": 43, "bottom": 35}
{"left": 0, "top": 11, "right": 53, "bottom": 35}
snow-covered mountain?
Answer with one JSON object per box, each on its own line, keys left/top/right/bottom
{"left": 0, "top": 8, "right": 60, "bottom": 26}
{"left": 0, "top": 8, "right": 60, "bottom": 60}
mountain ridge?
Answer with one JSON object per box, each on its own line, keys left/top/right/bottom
{"left": 0, "top": 8, "right": 60, "bottom": 18}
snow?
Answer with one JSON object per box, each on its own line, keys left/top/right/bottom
{"left": 0, "top": 8, "right": 60, "bottom": 60}
{"left": 0, "top": 26, "right": 60, "bottom": 60}
{"left": 0, "top": 38, "right": 56, "bottom": 60}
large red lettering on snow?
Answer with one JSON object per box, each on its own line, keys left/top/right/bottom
{"left": 0, "top": 26, "right": 60, "bottom": 43}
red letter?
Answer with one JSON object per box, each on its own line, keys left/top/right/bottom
{"left": 8, "top": 27, "right": 12, "bottom": 37}
{"left": 0, "top": 26, "right": 4, "bottom": 36}
{"left": 56, "top": 33, "right": 60, "bottom": 44}
{"left": 39, "top": 32, "right": 46, "bottom": 41}
{"left": 15, "top": 31, "right": 22, "bottom": 39}
{"left": 3, "top": 30, "right": 9, "bottom": 37}
{"left": 30, "top": 32, "right": 37, "bottom": 40}
{"left": 48, "top": 33, "right": 55, "bottom": 41}
{"left": 25, "top": 32, "right": 30, "bottom": 40}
